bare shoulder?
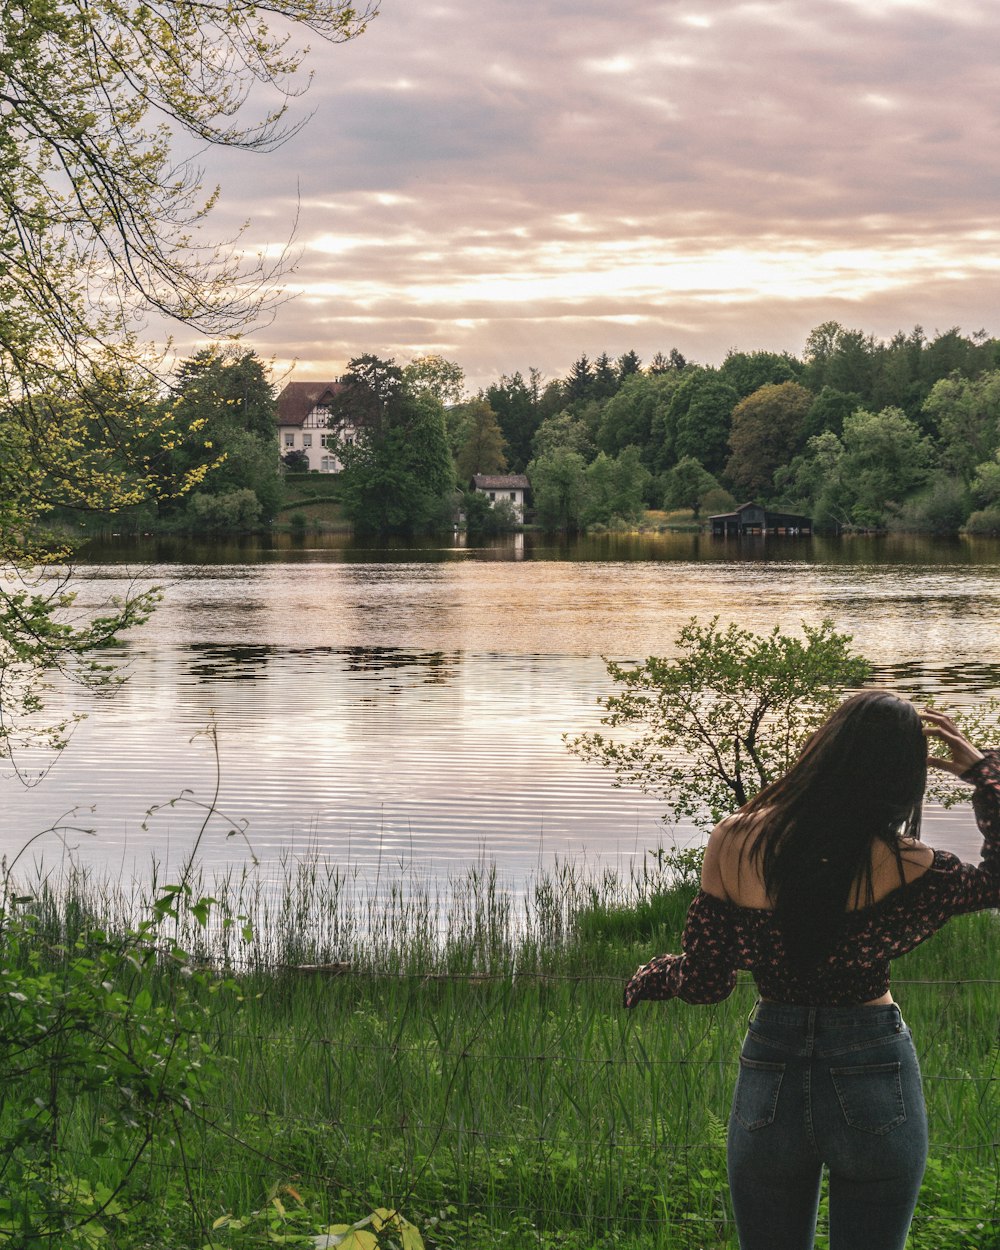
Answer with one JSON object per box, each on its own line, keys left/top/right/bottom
{"left": 863, "top": 838, "right": 935, "bottom": 905}
{"left": 898, "top": 839, "right": 935, "bottom": 880}
{"left": 701, "top": 811, "right": 767, "bottom": 903}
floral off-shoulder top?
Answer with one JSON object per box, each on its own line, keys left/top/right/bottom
{"left": 624, "top": 753, "right": 1000, "bottom": 1009}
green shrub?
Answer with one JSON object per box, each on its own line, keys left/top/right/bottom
{"left": 964, "top": 507, "right": 1000, "bottom": 535}
{"left": 185, "top": 488, "right": 262, "bottom": 531}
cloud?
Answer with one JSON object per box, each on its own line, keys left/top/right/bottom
{"left": 174, "top": 0, "right": 1000, "bottom": 391}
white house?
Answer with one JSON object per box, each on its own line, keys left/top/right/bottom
{"left": 277, "top": 380, "right": 357, "bottom": 472}
{"left": 471, "top": 473, "right": 531, "bottom": 523}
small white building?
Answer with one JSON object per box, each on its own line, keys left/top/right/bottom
{"left": 277, "top": 381, "right": 357, "bottom": 472}
{"left": 471, "top": 473, "right": 531, "bottom": 523}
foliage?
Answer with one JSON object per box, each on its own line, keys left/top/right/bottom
{"left": 162, "top": 348, "right": 283, "bottom": 522}
{"left": 565, "top": 354, "right": 595, "bottom": 403}
{"left": 462, "top": 491, "right": 519, "bottom": 535}
{"left": 283, "top": 449, "right": 311, "bottom": 472}
{"left": 964, "top": 507, "right": 1000, "bottom": 536}
{"left": 184, "top": 488, "right": 264, "bottom": 532}
{"left": 402, "top": 355, "right": 466, "bottom": 407}
{"left": 598, "top": 372, "right": 682, "bottom": 462}
{"left": 329, "top": 355, "right": 406, "bottom": 431}
{"left": 0, "top": 0, "right": 370, "bottom": 471}
{"left": 584, "top": 447, "right": 651, "bottom": 527}
{"left": 800, "top": 386, "right": 862, "bottom": 442}
{"left": 527, "top": 447, "right": 589, "bottom": 532}
{"left": 566, "top": 618, "right": 870, "bottom": 829}
{"left": 531, "top": 411, "right": 594, "bottom": 461}
{"left": 699, "top": 485, "right": 737, "bottom": 516}
{"left": 718, "top": 350, "right": 801, "bottom": 398}
{"left": 455, "top": 400, "right": 508, "bottom": 479}
{"left": 922, "top": 371, "right": 1000, "bottom": 485}
{"left": 482, "top": 371, "right": 543, "bottom": 472}
{"left": 774, "top": 430, "right": 850, "bottom": 531}
{"left": 724, "top": 382, "right": 813, "bottom": 498}
{"left": 0, "top": 840, "right": 995, "bottom": 1249}
{"left": 839, "top": 406, "right": 934, "bottom": 527}
{"left": 455, "top": 320, "right": 1000, "bottom": 538}
{"left": 0, "top": 884, "right": 240, "bottom": 1245}
{"left": 616, "top": 349, "right": 643, "bottom": 382}
{"left": 209, "top": 1196, "right": 425, "bottom": 1249}
{"left": 1, "top": 0, "right": 370, "bottom": 752}
{"left": 336, "top": 357, "right": 456, "bottom": 535}
{"left": 662, "top": 457, "right": 722, "bottom": 516}
{"left": 668, "top": 370, "right": 739, "bottom": 477}
{"left": 888, "top": 479, "right": 970, "bottom": 535}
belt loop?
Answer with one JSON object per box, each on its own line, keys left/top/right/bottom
{"left": 806, "top": 1006, "right": 817, "bottom": 1055}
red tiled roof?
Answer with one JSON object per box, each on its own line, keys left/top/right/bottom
{"left": 277, "top": 381, "right": 345, "bottom": 428}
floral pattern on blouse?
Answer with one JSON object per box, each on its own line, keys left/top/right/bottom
{"left": 624, "top": 752, "right": 1000, "bottom": 1009}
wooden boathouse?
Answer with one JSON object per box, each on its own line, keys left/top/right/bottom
{"left": 709, "top": 502, "right": 813, "bottom": 537}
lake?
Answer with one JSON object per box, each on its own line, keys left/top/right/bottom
{"left": 4, "top": 531, "right": 1000, "bottom": 891}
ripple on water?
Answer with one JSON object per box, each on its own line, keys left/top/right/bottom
{"left": 5, "top": 553, "right": 998, "bottom": 887}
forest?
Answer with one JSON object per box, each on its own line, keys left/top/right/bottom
{"left": 71, "top": 322, "right": 1000, "bottom": 537}
{"left": 460, "top": 321, "right": 1000, "bottom": 535}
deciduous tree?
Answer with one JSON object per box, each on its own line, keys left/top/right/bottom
{"left": 336, "top": 358, "right": 456, "bottom": 535}
{"left": 718, "top": 350, "right": 800, "bottom": 399}
{"left": 662, "top": 457, "right": 720, "bottom": 516}
{"left": 725, "top": 382, "right": 813, "bottom": 499}
{"left": 567, "top": 618, "right": 870, "bottom": 830}
{"left": 669, "top": 370, "right": 738, "bottom": 478}
{"left": 840, "top": 407, "right": 933, "bottom": 528}
{"left": 403, "top": 355, "right": 466, "bottom": 406}
{"left": 164, "top": 347, "right": 283, "bottom": 522}
{"left": 1, "top": 0, "right": 372, "bottom": 753}
{"left": 584, "top": 447, "right": 650, "bottom": 526}
{"left": 455, "top": 400, "right": 508, "bottom": 480}
{"left": 922, "top": 371, "right": 1000, "bottom": 485}
{"left": 527, "top": 447, "right": 589, "bottom": 532}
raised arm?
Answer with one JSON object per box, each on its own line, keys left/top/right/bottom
{"left": 919, "top": 732, "right": 1000, "bottom": 914}
{"left": 623, "top": 891, "right": 740, "bottom": 1007}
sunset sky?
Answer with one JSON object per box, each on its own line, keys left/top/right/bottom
{"left": 203, "top": 0, "right": 1000, "bottom": 394}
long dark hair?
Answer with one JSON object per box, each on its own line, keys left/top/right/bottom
{"left": 735, "top": 690, "right": 927, "bottom": 966}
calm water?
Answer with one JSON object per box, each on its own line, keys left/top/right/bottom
{"left": 4, "top": 532, "right": 1000, "bottom": 887}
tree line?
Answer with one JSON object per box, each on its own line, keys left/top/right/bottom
{"left": 332, "top": 323, "right": 1000, "bottom": 535}
{"left": 58, "top": 322, "right": 1000, "bottom": 538}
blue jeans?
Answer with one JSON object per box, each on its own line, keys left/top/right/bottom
{"left": 727, "top": 1002, "right": 928, "bottom": 1250}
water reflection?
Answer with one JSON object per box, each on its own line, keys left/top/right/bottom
{"left": 7, "top": 541, "right": 1000, "bottom": 888}
{"left": 188, "top": 644, "right": 276, "bottom": 681}
{"left": 78, "top": 531, "right": 1000, "bottom": 567}
{"left": 872, "top": 660, "right": 1000, "bottom": 696}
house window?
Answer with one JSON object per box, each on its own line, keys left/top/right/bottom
{"left": 509, "top": 492, "right": 516, "bottom": 500}
{"left": 303, "top": 433, "right": 312, "bottom": 448}
{"left": 321, "top": 433, "right": 335, "bottom": 448}
{"left": 320, "top": 455, "right": 337, "bottom": 473}
{"left": 489, "top": 492, "right": 496, "bottom": 501}
{"left": 283, "top": 433, "right": 295, "bottom": 448}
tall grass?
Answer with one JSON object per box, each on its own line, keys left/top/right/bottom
{"left": 4, "top": 851, "right": 997, "bottom": 1249}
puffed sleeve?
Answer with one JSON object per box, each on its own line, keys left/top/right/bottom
{"left": 624, "top": 892, "right": 740, "bottom": 1008}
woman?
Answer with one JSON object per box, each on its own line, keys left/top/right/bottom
{"left": 624, "top": 692, "right": 999, "bottom": 1250}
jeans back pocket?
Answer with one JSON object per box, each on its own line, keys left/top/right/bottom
{"left": 830, "top": 1061, "right": 905, "bottom": 1134}
{"left": 734, "top": 1056, "right": 785, "bottom": 1131}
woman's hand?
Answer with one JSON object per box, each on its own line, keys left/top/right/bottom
{"left": 921, "top": 709, "right": 985, "bottom": 777}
